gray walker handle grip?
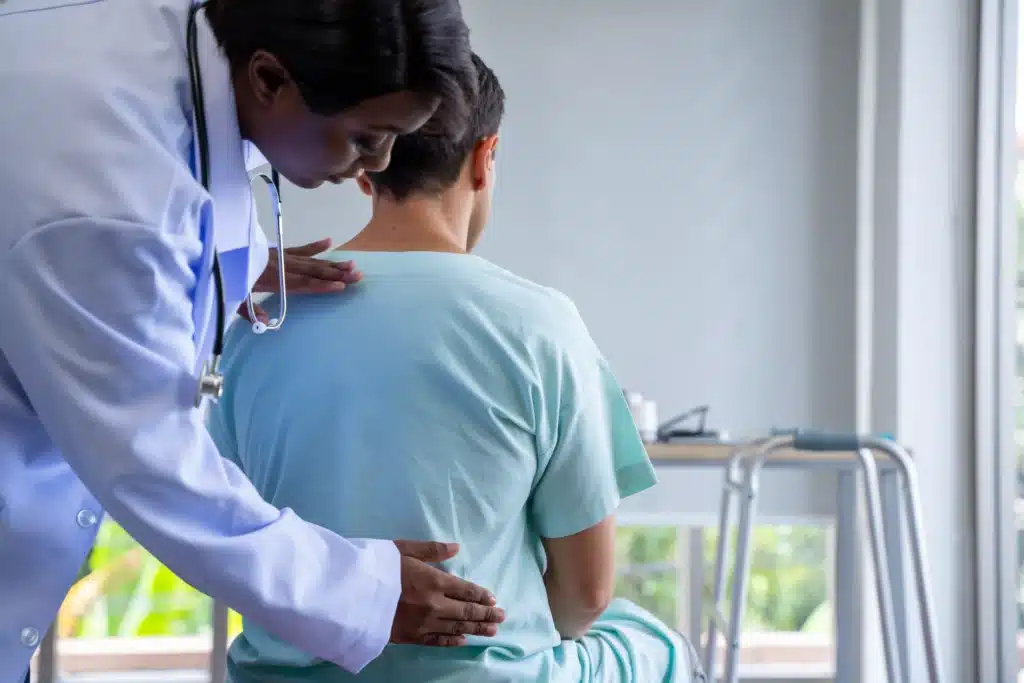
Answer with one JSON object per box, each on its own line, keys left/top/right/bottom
{"left": 791, "top": 430, "right": 864, "bottom": 452}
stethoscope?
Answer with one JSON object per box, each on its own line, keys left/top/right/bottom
{"left": 188, "top": 2, "right": 288, "bottom": 407}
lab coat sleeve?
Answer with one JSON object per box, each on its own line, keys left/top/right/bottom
{"left": 0, "top": 217, "right": 400, "bottom": 673}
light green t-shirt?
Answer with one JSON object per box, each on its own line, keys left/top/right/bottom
{"left": 207, "top": 251, "right": 658, "bottom": 683}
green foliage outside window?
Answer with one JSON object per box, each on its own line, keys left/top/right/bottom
{"left": 614, "top": 525, "right": 830, "bottom": 634}
{"left": 63, "top": 521, "right": 829, "bottom": 639}
{"left": 62, "top": 522, "right": 212, "bottom": 639}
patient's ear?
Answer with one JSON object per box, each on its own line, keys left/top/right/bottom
{"left": 471, "top": 135, "right": 499, "bottom": 191}
{"left": 355, "top": 173, "right": 374, "bottom": 197}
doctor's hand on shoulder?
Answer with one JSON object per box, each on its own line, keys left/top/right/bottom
{"left": 391, "top": 541, "right": 506, "bottom": 646}
{"left": 243, "top": 237, "right": 362, "bottom": 323}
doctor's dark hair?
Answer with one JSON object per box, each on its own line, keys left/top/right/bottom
{"left": 365, "top": 53, "right": 505, "bottom": 201}
{"left": 206, "top": 0, "right": 475, "bottom": 133}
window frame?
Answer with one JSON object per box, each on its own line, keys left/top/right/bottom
{"left": 975, "top": 0, "right": 1021, "bottom": 680}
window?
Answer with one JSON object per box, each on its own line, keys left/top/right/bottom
{"left": 51, "top": 521, "right": 833, "bottom": 680}
{"left": 53, "top": 519, "right": 215, "bottom": 676}
{"left": 615, "top": 524, "right": 834, "bottom": 677}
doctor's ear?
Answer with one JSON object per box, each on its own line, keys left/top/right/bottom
{"left": 246, "top": 50, "right": 298, "bottom": 107}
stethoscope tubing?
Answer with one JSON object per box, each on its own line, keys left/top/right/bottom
{"left": 188, "top": 2, "right": 287, "bottom": 406}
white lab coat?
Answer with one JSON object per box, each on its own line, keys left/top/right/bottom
{"left": 0, "top": 2, "right": 401, "bottom": 680}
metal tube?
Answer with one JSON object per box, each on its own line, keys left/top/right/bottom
{"left": 855, "top": 448, "right": 904, "bottom": 682}
{"left": 718, "top": 436, "right": 790, "bottom": 683}
{"left": 880, "top": 470, "right": 910, "bottom": 677}
{"left": 723, "top": 458, "right": 758, "bottom": 683}
{"left": 865, "top": 438, "right": 944, "bottom": 683}
{"left": 704, "top": 458, "right": 741, "bottom": 680}
{"left": 248, "top": 171, "right": 287, "bottom": 331}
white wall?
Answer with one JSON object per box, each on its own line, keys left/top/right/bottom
{"left": 264, "top": 0, "right": 862, "bottom": 438}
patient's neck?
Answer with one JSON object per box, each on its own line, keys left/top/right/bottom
{"left": 341, "top": 194, "right": 472, "bottom": 254}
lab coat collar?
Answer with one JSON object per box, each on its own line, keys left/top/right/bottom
{"left": 192, "top": 7, "right": 253, "bottom": 254}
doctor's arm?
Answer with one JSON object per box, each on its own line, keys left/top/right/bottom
{"left": 0, "top": 218, "right": 501, "bottom": 671}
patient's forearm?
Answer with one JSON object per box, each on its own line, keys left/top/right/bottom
{"left": 540, "top": 519, "right": 617, "bottom": 640}
{"left": 543, "top": 570, "right": 606, "bottom": 640}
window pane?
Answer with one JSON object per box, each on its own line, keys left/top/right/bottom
{"left": 703, "top": 525, "right": 830, "bottom": 634}
{"left": 615, "top": 525, "right": 679, "bottom": 624}
{"left": 615, "top": 524, "right": 833, "bottom": 676}
{"left": 56, "top": 519, "right": 212, "bottom": 676}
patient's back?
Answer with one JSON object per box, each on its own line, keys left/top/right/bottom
{"left": 209, "top": 250, "right": 621, "bottom": 683}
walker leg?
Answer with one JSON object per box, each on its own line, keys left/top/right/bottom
{"left": 891, "top": 452, "right": 944, "bottom": 682}
{"left": 880, "top": 469, "right": 910, "bottom": 678}
{"left": 855, "top": 449, "right": 905, "bottom": 682}
{"left": 723, "top": 459, "right": 761, "bottom": 683}
{"left": 704, "top": 460, "right": 743, "bottom": 681}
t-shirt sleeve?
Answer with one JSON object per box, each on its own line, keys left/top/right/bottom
{"left": 529, "top": 296, "right": 658, "bottom": 539}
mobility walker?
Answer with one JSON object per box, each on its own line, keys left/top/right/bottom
{"left": 702, "top": 431, "right": 943, "bottom": 683}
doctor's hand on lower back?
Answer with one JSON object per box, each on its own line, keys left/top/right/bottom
{"left": 241, "top": 237, "right": 363, "bottom": 323}
{"left": 390, "top": 540, "right": 506, "bottom": 647}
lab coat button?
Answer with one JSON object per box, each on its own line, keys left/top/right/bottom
{"left": 20, "top": 627, "right": 39, "bottom": 648}
{"left": 76, "top": 509, "right": 98, "bottom": 528}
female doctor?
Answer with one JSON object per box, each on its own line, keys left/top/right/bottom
{"left": 0, "top": 1, "right": 505, "bottom": 682}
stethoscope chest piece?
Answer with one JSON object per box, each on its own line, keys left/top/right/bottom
{"left": 251, "top": 319, "right": 279, "bottom": 335}
{"left": 196, "top": 358, "right": 225, "bottom": 408}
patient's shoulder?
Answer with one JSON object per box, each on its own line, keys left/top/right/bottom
{"left": 476, "top": 262, "right": 592, "bottom": 349}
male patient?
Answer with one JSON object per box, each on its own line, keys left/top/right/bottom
{"left": 207, "top": 54, "right": 706, "bottom": 683}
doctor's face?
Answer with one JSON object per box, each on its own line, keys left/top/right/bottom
{"left": 235, "top": 55, "right": 440, "bottom": 189}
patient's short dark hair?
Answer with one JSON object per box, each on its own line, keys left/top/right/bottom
{"left": 366, "top": 53, "right": 505, "bottom": 201}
